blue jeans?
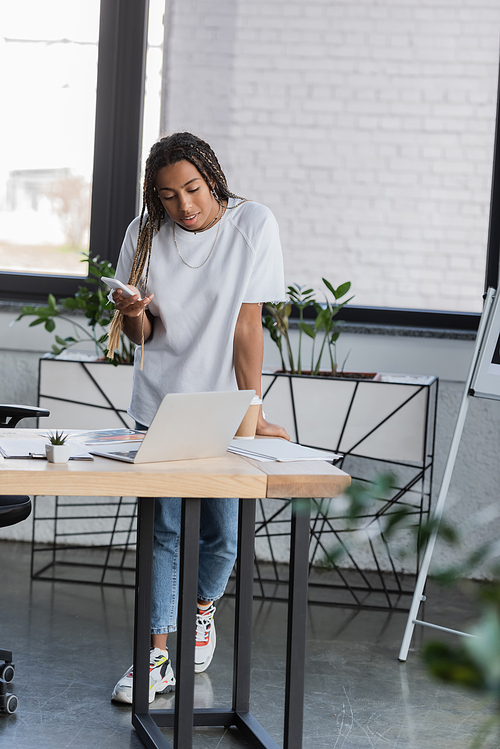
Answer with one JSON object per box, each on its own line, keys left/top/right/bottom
{"left": 150, "top": 496, "right": 239, "bottom": 634}
{"left": 135, "top": 421, "right": 238, "bottom": 634}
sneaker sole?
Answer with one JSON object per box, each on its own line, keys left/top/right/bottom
{"left": 111, "top": 689, "right": 133, "bottom": 704}
{"left": 155, "top": 683, "right": 175, "bottom": 696}
{"left": 111, "top": 683, "right": 175, "bottom": 705}
{"left": 111, "top": 678, "right": 175, "bottom": 705}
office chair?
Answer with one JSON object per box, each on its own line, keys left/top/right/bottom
{"left": 0, "top": 404, "right": 49, "bottom": 714}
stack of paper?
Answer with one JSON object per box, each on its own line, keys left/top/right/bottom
{"left": 0, "top": 438, "right": 93, "bottom": 460}
{"left": 228, "top": 438, "right": 340, "bottom": 463}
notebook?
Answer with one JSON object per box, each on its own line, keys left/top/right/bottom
{"left": 89, "top": 390, "right": 255, "bottom": 464}
{"left": 228, "top": 438, "right": 340, "bottom": 462}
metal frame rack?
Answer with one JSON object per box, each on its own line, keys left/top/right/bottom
{"left": 37, "top": 357, "right": 134, "bottom": 430}
{"left": 250, "top": 372, "right": 439, "bottom": 612}
{"left": 31, "top": 495, "right": 137, "bottom": 588}
{"left": 31, "top": 356, "right": 137, "bottom": 586}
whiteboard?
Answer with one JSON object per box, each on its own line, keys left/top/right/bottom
{"left": 470, "top": 288, "right": 500, "bottom": 400}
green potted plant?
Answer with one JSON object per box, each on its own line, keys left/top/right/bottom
{"left": 15, "top": 253, "right": 134, "bottom": 363}
{"left": 45, "top": 431, "right": 72, "bottom": 463}
{"left": 260, "top": 278, "right": 437, "bottom": 462}
{"left": 14, "top": 254, "right": 136, "bottom": 431}
{"left": 263, "top": 278, "right": 354, "bottom": 376}
{"left": 325, "top": 474, "right": 500, "bottom": 749}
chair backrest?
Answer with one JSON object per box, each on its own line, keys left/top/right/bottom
{"left": 0, "top": 497, "right": 32, "bottom": 528}
{"left": 0, "top": 404, "right": 49, "bottom": 527}
{"left": 0, "top": 405, "right": 50, "bottom": 428}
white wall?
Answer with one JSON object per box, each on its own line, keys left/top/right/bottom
{"left": 161, "top": 0, "right": 500, "bottom": 314}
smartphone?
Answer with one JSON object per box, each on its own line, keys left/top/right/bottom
{"left": 101, "top": 277, "right": 142, "bottom": 300}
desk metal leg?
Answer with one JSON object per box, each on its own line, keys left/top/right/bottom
{"left": 133, "top": 497, "right": 167, "bottom": 748}
{"left": 284, "top": 499, "right": 310, "bottom": 749}
{"left": 174, "top": 497, "right": 201, "bottom": 749}
{"left": 230, "top": 499, "right": 280, "bottom": 749}
{"left": 233, "top": 498, "right": 255, "bottom": 713}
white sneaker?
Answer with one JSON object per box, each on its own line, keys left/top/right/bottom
{"left": 194, "top": 604, "right": 216, "bottom": 673}
{"left": 111, "top": 647, "right": 176, "bottom": 704}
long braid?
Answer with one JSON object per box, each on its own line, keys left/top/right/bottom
{"left": 107, "top": 132, "right": 244, "bottom": 366}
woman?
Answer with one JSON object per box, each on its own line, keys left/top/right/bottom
{"left": 108, "top": 132, "right": 288, "bottom": 704}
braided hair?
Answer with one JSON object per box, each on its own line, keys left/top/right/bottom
{"left": 107, "top": 133, "right": 244, "bottom": 365}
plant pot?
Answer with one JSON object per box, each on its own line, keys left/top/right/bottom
{"left": 261, "top": 369, "right": 437, "bottom": 463}
{"left": 45, "top": 443, "right": 72, "bottom": 463}
{"left": 254, "top": 369, "right": 439, "bottom": 607}
{"left": 276, "top": 370, "right": 378, "bottom": 380}
{"left": 38, "top": 355, "right": 134, "bottom": 430}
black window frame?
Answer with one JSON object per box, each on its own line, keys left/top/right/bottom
{"left": 1, "top": 1, "right": 498, "bottom": 334}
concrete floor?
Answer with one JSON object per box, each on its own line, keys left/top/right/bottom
{"left": 0, "top": 540, "right": 499, "bottom": 749}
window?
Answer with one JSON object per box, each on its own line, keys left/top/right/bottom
{"left": 0, "top": 1, "right": 100, "bottom": 278}
{"left": 0, "top": 0, "right": 156, "bottom": 302}
{"left": 3, "top": 0, "right": 499, "bottom": 330}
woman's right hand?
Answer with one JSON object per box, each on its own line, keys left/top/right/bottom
{"left": 112, "top": 286, "right": 154, "bottom": 318}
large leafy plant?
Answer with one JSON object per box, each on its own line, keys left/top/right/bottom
{"left": 15, "top": 254, "right": 134, "bottom": 364}
{"left": 263, "top": 278, "right": 353, "bottom": 375}
{"left": 323, "top": 474, "right": 500, "bottom": 748}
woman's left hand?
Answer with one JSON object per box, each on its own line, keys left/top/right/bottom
{"left": 256, "top": 416, "right": 290, "bottom": 441}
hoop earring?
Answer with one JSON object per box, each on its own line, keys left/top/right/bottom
{"left": 211, "top": 188, "right": 224, "bottom": 207}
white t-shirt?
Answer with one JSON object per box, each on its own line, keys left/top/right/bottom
{"left": 115, "top": 198, "right": 286, "bottom": 426}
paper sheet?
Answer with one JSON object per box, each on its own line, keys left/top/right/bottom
{"left": 228, "top": 438, "right": 340, "bottom": 462}
{"left": 0, "top": 438, "right": 93, "bottom": 460}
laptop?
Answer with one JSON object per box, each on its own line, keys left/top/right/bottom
{"left": 89, "top": 390, "right": 255, "bottom": 464}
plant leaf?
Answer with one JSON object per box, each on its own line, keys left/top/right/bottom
{"left": 334, "top": 281, "right": 351, "bottom": 299}
{"left": 15, "top": 305, "right": 36, "bottom": 320}
{"left": 35, "top": 307, "right": 54, "bottom": 318}
{"left": 315, "top": 309, "right": 333, "bottom": 331}
{"left": 298, "top": 322, "right": 316, "bottom": 339}
{"left": 322, "top": 278, "right": 336, "bottom": 296}
{"left": 62, "top": 297, "right": 79, "bottom": 310}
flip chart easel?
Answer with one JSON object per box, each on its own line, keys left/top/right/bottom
{"left": 399, "top": 286, "right": 499, "bottom": 661}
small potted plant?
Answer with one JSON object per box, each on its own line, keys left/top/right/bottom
{"left": 45, "top": 431, "right": 72, "bottom": 463}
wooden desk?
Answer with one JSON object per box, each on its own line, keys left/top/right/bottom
{"left": 0, "top": 436, "right": 350, "bottom": 749}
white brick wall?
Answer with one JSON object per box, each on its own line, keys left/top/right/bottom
{"left": 160, "top": 0, "right": 500, "bottom": 313}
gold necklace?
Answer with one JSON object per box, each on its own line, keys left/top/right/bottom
{"left": 173, "top": 205, "right": 224, "bottom": 269}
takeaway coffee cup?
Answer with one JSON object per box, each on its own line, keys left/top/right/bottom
{"left": 234, "top": 395, "right": 262, "bottom": 439}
